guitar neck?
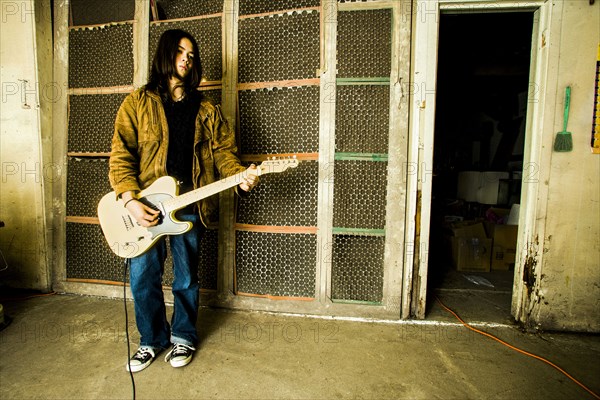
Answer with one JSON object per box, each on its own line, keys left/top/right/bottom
{"left": 158, "top": 157, "right": 299, "bottom": 213}
{"left": 161, "top": 170, "right": 249, "bottom": 213}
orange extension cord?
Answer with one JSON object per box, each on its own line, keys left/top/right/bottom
{"left": 435, "top": 295, "right": 600, "bottom": 400}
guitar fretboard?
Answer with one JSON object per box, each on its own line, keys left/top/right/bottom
{"left": 161, "top": 170, "right": 247, "bottom": 213}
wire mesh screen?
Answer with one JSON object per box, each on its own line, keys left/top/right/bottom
{"left": 237, "top": 161, "right": 318, "bottom": 226}
{"left": 331, "top": 234, "right": 385, "bottom": 302}
{"left": 236, "top": 231, "right": 316, "bottom": 298}
{"left": 70, "top": 0, "right": 134, "bottom": 25}
{"left": 68, "top": 93, "right": 128, "bottom": 153}
{"left": 238, "top": 11, "right": 320, "bottom": 83}
{"left": 333, "top": 160, "right": 388, "bottom": 229}
{"left": 201, "top": 89, "right": 223, "bottom": 107}
{"left": 67, "top": 158, "right": 112, "bottom": 217}
{"left": 337, "top": 9, "right": 392, "bottom": 78}
{"left": 69, "top": 24, "right": 134, "bottom": 88}
{"left": 239, "top": 0, "right": 320, "bottom": 15}
{"left": 66, "top": 224, "right": 218, "bottom": 289}
{"left": 238, "top": 87, "right": 320, "bottom": 154}
{"left": 150, "top": 18, "right": 223, "bottom": 82}
{"left": 155, "top": 0, "right": 223, "bottom": 19}
{"left": 196, "top": 228, "right": 219, "bottom": 290}
{"left": 331, "top": 7, "right": 392, "bottom": 306}
{"left": 335, "top": 85, "right": 390, "bottom": 154}
{"left": 66, "top": 222, "right": 125, "bottom": 282}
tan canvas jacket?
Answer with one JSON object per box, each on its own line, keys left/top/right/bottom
{"left": 109, "top": 87, "right": 246, "bottom": 227}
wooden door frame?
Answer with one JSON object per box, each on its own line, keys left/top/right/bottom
{"left": 404, "top": 0, "right": 559, "bottom": 322}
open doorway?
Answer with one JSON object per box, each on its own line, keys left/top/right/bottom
{"left": 427, "top": 12, "right": 535, "bottom": 323}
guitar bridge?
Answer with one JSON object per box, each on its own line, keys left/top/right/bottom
{"left": 122, "top": 214, "right": 135, "bottom": 231}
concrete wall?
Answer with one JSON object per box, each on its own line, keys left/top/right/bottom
{"left": 534, "top": 1, "right": 600, "bottom": 332}
{"left": 0, "top": 0, "right": 53, "bottom": 291}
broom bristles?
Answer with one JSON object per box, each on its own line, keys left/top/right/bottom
{"left": 553, "top": 132, "right": 573, "bottom": 152}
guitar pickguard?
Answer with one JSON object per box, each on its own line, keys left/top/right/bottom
{"left": 139, "top": 193, "right": 190, "bottom": 239}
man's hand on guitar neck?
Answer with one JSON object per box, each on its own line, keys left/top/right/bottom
{"left": 239, "top": 164, "right": 260, "bottom": 192}
{"left": 122, "top": 191, "right": 161, "bottom": 227}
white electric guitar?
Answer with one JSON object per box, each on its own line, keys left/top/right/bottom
{"left": 97, "top": 157, "right": 299, "bottom": 258}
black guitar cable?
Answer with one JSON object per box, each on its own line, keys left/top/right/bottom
{"left": 124, "top": 258, "right": 136, "bottom": 400}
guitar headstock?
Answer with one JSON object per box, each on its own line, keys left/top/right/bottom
{"left": 257, "top": 156, "right": 300, "bottom": 175}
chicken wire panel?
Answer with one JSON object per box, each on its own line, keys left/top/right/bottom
{"left": 68, "top": 93, "right": 128, "bottom": 153}
{"left": 238, "top": 87, "right": 319, "bottom": 154}
{"left": 239, "top": 0, "right": 320, "bottom": 15}
{"left": 333, "top": 160, "right": 388, "bottom": 229}
{"left": 155, "top": 0, "right": 223, "bottom": 19}
{"left": 69, "top": 24, "right": 134, "bottom": 88}
{"left": 66, "top": 223, "right": 125, "bottom": 282}
{"left": 238, "top": 11, "right": 320, "bottom": 83}
{"left": 237, "top": 161, "right": 318, "bottom": 226}
{"left": 162, "top": 228, "right": 219, "bottom": 290}
{"left": 67, "top": 158, "right": 112, "bottom": 217}
{"left": 197, "top": 228, "right": 219, "bottom": 290}
{"left": 70, "top": 0, "right": 134, "bottom": 26}
{"left": 335, "top": 85, "right": 390, "bottom": 154}
{"left": 331, "top": 234, "right": 385, "bottom": 302}
{"left": 201, "top": 89, "right": 222, "bottom": 107}
{"left": 150, "top": 18, "right": 222, "bottom": 82}
{"left": 337, "top": 9, "right": 392, "bottom": 78}
{"left": 236, "top": 231, "right": 316, "bottom": 298}
{"left": 67, "top": 226, "right": 218, "bottom": 288}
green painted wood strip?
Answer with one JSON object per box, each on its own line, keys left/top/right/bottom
{"left": 336, "top": 77, "right": 390, "bottom": 85}
{"left": 331, "top": 299, "right": 383, "bottom": 306}
{"left": 333, "top": 227, "right": 386, "bottom": 236}
{"left": 334, "top": 152, "right": 389, "bottom": 161}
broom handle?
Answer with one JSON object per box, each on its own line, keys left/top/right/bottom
{"left": 563, "top": 86, "right": 571, "bottom": 131}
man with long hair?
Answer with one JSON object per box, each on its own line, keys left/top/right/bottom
{"left": 109, "top": 29, "right": 258, "bottom": 372}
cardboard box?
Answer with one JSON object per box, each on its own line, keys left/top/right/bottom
{"left": 450, "top": 222, "right": 491, "bottom": 272}
{"left": 490, "top": 225, "right": 518, "bottom": 270}
{"left": 484, "top": 208, "right": 518, "bottom": 270}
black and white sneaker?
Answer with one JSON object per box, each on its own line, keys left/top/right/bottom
{"left": 164, "top": 343, "right": 195, "bottom": 368}
{"left": 126, "top": 347, "right": 156, "bottom": 372}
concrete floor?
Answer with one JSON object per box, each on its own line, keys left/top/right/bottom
{"left": 1, "top": 291, "right": 599, "bottom": 400}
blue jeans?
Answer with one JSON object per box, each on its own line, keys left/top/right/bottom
{"left": 129, "top": 210, "right": 200, "bottom": 351}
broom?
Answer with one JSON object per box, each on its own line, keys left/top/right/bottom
{"left": 553, "top": 86, "right": 573, "bottom": 152}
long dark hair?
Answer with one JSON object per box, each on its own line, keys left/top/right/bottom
{"left": 146, "top": 29, "right": 202, "bottom": 101}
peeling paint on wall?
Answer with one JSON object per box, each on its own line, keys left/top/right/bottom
{"left": 522, "top": 236, "right": 538, "bottom": 290}
{"left": 521, "top": 235, "right": 546, "bottom": 331}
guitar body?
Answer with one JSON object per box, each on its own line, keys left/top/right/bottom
{"left": 97, "top": 176, "right": 193, "bottom": 258}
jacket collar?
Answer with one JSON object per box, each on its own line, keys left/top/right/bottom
{"left": 142, "top": 86, "right": 209, "bottom": 121}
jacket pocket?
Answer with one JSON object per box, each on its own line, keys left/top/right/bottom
{"left": 138, "top": 140, "right": 161, "bottom": 187}
{"left": 138, "top": 108, "right": 162, "bottom": 143}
